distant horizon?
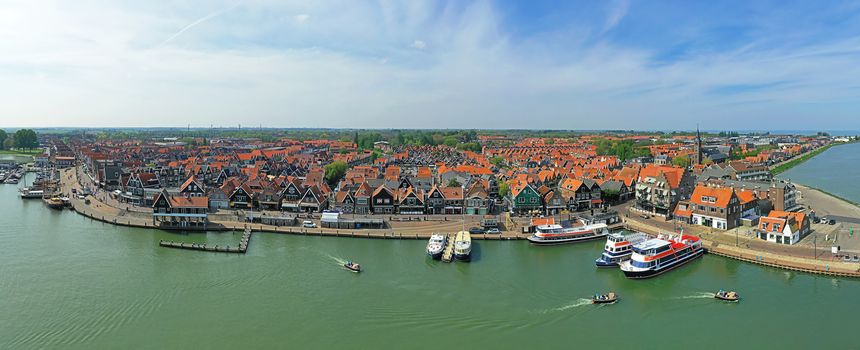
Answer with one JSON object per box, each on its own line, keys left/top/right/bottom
{"left": 5, "top": 126, "right": 859, "bottom": 137}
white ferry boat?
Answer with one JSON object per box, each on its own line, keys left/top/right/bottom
{"left": 619, "top": 234, "right": 704, "bottom": 279}
{"left": 594, "top": 232, "right": 649, "bottom": 267}
{"left": 527, "top": 221, "right": 609, "bottom": 245}
{"left": 19, "top": 188, "right": 44, "bottom": 199}
{"left": 426, "top": 234, "right": 447, "bottom": 260}
{"left": 453, "top": 231, "right": 472, "bottom": 262}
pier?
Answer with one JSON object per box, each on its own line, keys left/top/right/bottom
{"left": 441, "top": 234, "right": 455, "bottom": 262}
{"left": 159, "top": 227, "right": 253, "bottom": 254}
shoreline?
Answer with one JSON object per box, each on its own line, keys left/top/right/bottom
{"left": 771, "top": 140, "right": 858, "bottom": 175}
{"left": 58, "top": 166, "right": 860, "bottom": 278}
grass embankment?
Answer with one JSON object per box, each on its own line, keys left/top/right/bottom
{"left": 770, "top": 141, "right": 858, "bottom": 175}
{"left": 0, "top": 149, "right": 41, "bottom": 156}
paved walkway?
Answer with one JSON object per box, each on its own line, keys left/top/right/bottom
{"left": 59, "top": 167, "right": 529, "bottom": 239}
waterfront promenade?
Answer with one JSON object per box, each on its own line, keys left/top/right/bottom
{"left": 60, "top": 167, "right": 530, "bottom": 241}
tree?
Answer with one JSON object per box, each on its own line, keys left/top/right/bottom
{"left": 498, "top": 181, "right": 510, "bottom": 198}
{"left": 3, "top": 135, "right": 14, "bottom": 150}
{"left": 324, "top": 161, "right": 348, "bottom": 188}
{"left": 447, "top": 178, "right": 461, "bottom": 187}
{"left": 0, "top": 130, "right": 6, "bottom": 150}
{"left": 490, "top": 156, "right": 504, "bottom": 167}
{"left": 443, "top": 136, "right": 458, "bottom": 147}
{"left": 14, "top": 129, "right": 37, "bottom": 150}
{"left": 672, "top": 155, "right": 691, "bottom": 168}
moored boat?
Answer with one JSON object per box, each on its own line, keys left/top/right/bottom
{"left": 453, "top": 231, "right": 472, "bottom": 262}
{"left": 45, "top": 197, "right": 65, "bottom": 209}
{"left": 592, "top": 292, "right": 618, "bottom": 304}
{"left": 344, "top": 261, "right": 361, "bottom": 273}
{"left": 715, "top": 290, "right": 740, "bottom": 302}
{"left": 426, "top": 234, "right": 447, "bottom": 260}
{"left": 19, "top": 188, "right": 45, "bottom": 199}
{"left": 528, "top": 220, "right": 609, "bottom": 245}
{"left": 595, "top": 231, "right": 649, "bottom": 267}
{"left": 619, "top": 234, "right": 704, "bottom": 279}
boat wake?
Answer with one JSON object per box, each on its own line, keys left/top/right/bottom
{"left": 546, "top": 298, "right": 592, "bottom": 312}
{"left": 324, "top": 253, "right": 348, "bottom": 266}
{"left": 673, "top": 292, "right": 715, "bottom": 300}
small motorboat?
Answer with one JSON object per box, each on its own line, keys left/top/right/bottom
{"left": 592, "top": 292, "right": 618, "bottom": 304}
{"left": 715, "top": 290, "right": 740, "bottom": 302}
{"left": 344, "top": 261, "right": 361, "bottom": 273}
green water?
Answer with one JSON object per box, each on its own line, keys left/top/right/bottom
{"left": 1, "top": 176, "right": 858, "bottom": 349}
{"left": 781, "top": 142, "right": 860, "bottom": 202}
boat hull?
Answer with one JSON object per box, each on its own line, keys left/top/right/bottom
{"left": 621, "top": 249, "right": 704, "bottom": 279}
{"left": 427, "top": 250, "right": 443, "bottom": 260}
{"left": 453, "top": 252, "right": 471, "bottom": 262}
{"left": 594, "top": 259, "right": 619, "bottom": 268}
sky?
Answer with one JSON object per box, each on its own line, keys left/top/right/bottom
{"left": 2, "top": 0, "right": 860, "bottom": 130}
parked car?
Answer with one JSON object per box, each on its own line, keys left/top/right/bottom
{"left": 468, "top": 227, "right": 485, "bottom": 234}
{"left": 820, "top": 217, "right": 829, "bottom": 224}
{"left": 843, "top": 255, "right": 852, "bottom": 262}
{"left": 302, "top": 220, "right": 317, "bottom": 228}
{"left": 829, "top": 219, "right": 836, "bottom": 225}
{"left": 852, "top": 255, "right": 859, "bottom": 263}
{"left": 486, "top": 228, "right": 501, "bottom": 234}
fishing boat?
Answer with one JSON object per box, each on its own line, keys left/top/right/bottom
{"left": 715, "top": 290, "right": 740, "bottom": 302}
{"left": 527, "top": 220, "right": 609, "bottom": 245}
{"left": 344, "top": 261, "right": 361, "bottom": 273}
{"left": 595, "top": 231, "right": 649, "bottom": 267}
{"left": 45, "top": 197, "right": 65, "bottom": 209}
{"left": 453, "top": 230, "right": 472, "bottom": 262}
{"left": 592, "top": 292, "right": 618, "bottom": 304}
{"left": 619, "top": 234, "right": 704, "bottom": 279}
{"left": 426, "top": 234, "right": 447, "bottom": 260}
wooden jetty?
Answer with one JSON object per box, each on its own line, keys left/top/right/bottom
{"left": 159, "top": 227, "right": 253, "bottom": 254}
{"left": 441, "top": 233, "right": 455, "bottom": 263}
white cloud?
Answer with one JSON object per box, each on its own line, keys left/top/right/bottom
{"left": 294, "top": 14, "right": 310, "bottom": 24}
{"left": 411, "top": 39, "right": 426, "bottom": 49}
{"left": 0, "top": 0, "right": 857, "bottom": 130}
{"left": 604, "top": 0, "right": 630, "bottom": 33}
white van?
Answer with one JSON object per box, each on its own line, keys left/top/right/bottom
{"left": 302, "top": 220, "right": 316, "bottom": 228}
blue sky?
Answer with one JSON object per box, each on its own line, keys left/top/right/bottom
{"left": 2, "top": 0, "right": 860, "bottom": 130}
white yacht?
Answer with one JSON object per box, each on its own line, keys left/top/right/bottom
{"left": 453, "top": 231, "right": 472, "bottom": 262}
{"left": 426, "top": 234, "right": 447, "bottom": 260}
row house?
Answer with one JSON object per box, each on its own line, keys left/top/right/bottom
{"left": 151, "top": 190, "right": 209, "bottom": 229}
{"left": 279, "top": 178, "right": 332, "bottom": 213}
{"left": 510, "top": 182, "right": 542, "bottom": 214}
{"left": 559, "top": 178, "right": 602, "bottom": 211}
{"left": 757, "top": 211, "right": 811, "bottom": 245}
{"left": 634, "top": 165, "right": 692, "bottom": 217}
{"left": 679, "top": 185, "right": 741, "bottom": 230}
{"left": 464, "top": 182, "right": 491, "bottom": 215}
{"left": 122, "top": 172, "right": 161, "bottom": 205}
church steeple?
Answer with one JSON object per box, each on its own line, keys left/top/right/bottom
{"left": 696, "top": 125, "right": 703, "bottom": 166}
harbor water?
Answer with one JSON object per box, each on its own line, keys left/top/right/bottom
{"left": 780, "top": 142, "right": 860, "bottom": 203}
{"left": 1, "top": 176, "right": 859, "bottom": 349}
